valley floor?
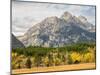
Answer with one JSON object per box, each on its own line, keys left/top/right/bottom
{"left": 12, "top": 63, "right": 95, "bottom": 74}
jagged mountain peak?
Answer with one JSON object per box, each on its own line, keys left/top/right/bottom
{"left": 17, "top": 11, "right": 95, "bottom": 47}
{"left": 62, "top": 11, "right": 72, "bottom": 17}
{"left": 60, "top": 11, "right": 73, "bottom": 21}
{"left": 43, "top": 16, "right": 59, "bottom": 24}
{"left": 78, "top": 15, "right": 87, "bottom": 23}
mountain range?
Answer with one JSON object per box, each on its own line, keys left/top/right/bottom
{"left": 16, "top": 11, "right": 96, "bottom": 47}
{"left": 12, "top": 34, "right": 25, "bottom": 48}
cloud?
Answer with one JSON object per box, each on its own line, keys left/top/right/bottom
{"left": 12, "top": 1, "right": 96, "bottom": 36}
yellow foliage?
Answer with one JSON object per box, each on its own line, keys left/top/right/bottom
{"left": 43, "top": 56, "right": 49, "bottom": 66}
{"left": 12, "top": 52, "right": 18, "bottom": 59}
{"left": 82, "top": 47, "right": 95, "bottom": 63}
{"left": 53, "top": 57, "right": 61, "bottom": 65}
{"left": 12, "top": 52, "right": 26, "bottom": 69}
{"left": 70, "top": 52, "right": 82, "bottom": 63}
{"left": 83, "top": 52, "right": 95, "bottom": 62}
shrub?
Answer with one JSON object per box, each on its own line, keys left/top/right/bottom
{"left": 69, "top": 52, "right": 82, "bottom": 64}
{"left": 83, "top": 52, "right": 95, "bottom": 63}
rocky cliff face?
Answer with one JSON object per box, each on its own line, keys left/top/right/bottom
{"left": 12, "top": 34, "right": 25, "bottom": 49}
{"left": 17, "top": 11, "right": 96, "bottom": 47}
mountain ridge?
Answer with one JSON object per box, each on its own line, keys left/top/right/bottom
{"left": 12, "top": 34, "right": 25, "bottom": 49}
{"left": 17, "top": 11, "right": 95, "bottom": 47}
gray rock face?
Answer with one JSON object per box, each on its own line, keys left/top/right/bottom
{"left": 17, "top": 11, "right": 96, "bottom": 47}
{"left": 12, "top": 34, "right": 25, "bottom": 49}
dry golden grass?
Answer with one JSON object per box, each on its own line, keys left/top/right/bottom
{"left": 12, "top": 63, "right": 95, "bottom": 74}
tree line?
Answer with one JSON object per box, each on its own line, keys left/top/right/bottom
{"left": 12, "top": 42, "right": 96, "bottom": 69}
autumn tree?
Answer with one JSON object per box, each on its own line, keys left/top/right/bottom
{"left": 25, "top": 57, "right": 32, "bottom": 68}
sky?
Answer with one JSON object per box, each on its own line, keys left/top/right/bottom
{"left": 12, "top": 0, "right": 96, "bottom": 36}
